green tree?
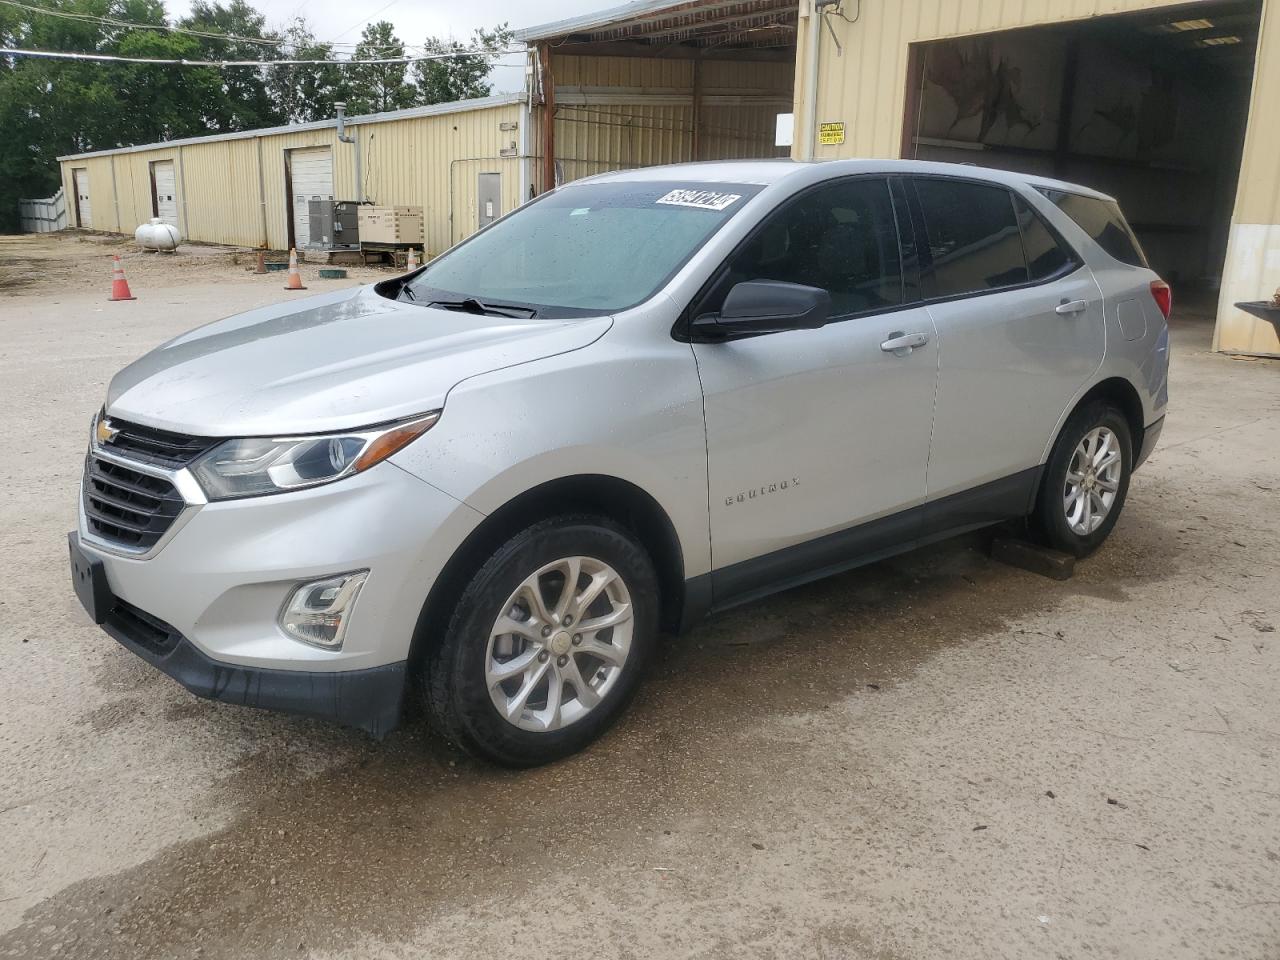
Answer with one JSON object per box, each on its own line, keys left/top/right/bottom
{"left": 0, "top": 0, "right": 285, "bottom": 229}
{"left": 266, "top": 18, "right": 348, "bottom": 123}
{"left": 345, "top": 20, "right": 417, "bottom": 115}
{"left": 0, "top": 0, "right": 128, "bottom": 228}
{"left": 413, "top": 24, "right": 512, "bottom": 104}
{"left": 177, "top": 0, "right": 283, "bottom": 131}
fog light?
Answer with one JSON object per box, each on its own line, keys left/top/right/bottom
{"left": 279, "top": 571, "right": 368, "bottom": 649}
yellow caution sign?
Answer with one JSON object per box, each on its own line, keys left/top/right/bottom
{"left": 818, "top": 121, "right": 846, "bottom": 145}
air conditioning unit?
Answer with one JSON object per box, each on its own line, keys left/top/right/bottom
{"left": 308, "top": 200, "right": 361, "bottom": 250}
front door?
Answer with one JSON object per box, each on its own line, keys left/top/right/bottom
{"left": 691, "top": 176, "right": 938, "bottom": 602}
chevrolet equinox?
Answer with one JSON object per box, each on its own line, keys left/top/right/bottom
{"left": 69, "top": 160, "right": 1170, "bottom": 766}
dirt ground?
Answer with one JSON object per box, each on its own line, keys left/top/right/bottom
{"left": 0, "top": 231, "right": 390, "bottom": 295}
{"left": 1, "top": 232, "right": 1278, "bottom": 960}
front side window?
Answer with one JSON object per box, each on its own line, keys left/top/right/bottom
{"left": 404, "top": 181, "right": 762, "bottom": 318}
{"left": 1037, "top": 188, "right": 1149, "bottom": 269}
{"left": 914, "top": 179, "right": 1027, "bottom": 298}
{"left": 700, "top": 177, "right": 904, "bottom": 318}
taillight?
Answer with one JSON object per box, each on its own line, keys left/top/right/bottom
{"left": 1150, "top": 279, "right": 1172, "bottom": 320}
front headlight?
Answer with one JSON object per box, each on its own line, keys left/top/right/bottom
{"left": 190, "top": 412, "right": 440, "bottom": 501}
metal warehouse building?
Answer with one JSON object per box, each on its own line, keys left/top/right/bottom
{"left": 56, "top": 0, "right": 1280, "bottom": 356}
{"left": 58, "top": 94, "right": 525, "bottom": 257}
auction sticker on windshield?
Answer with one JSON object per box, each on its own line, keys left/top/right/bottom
{"left": 655, "top": 189, "right": 743, "bottom": 211}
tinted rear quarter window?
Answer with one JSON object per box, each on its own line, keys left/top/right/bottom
{"left": 914, "top": 179, "right": 1028, "bottom": 298}
{"left": 1037, "top": 188, "right": 1148, "bottom": 268}
{"left": 1013, "top": 194, "right": 1077, "bottom": 281}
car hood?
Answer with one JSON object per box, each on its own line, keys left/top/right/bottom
{"left": 105, "top": 285, "right": 612, "bottom": 436}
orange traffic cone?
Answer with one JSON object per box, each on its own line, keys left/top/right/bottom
{"left": 283, "top": 248, "right": 307, "bottom": 291}
{"left": 108, "top": 255, "right": 136, "bottom": 301}
{"left": 405, "top": 247, "right": 418, "bottom": 271}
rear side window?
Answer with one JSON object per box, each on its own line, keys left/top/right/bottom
{"left": 1037, "top": 188, "right": 1148, "bottom": 268}
{"left": 913, "top": 179, "right": 1028, "bottom": 298}
{"left": 1013, "top": 194, "right": 1077, "bottom": 281}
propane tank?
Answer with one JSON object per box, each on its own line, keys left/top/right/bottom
{"left": 135, "top": 218, "right": 182, "bottom": 252}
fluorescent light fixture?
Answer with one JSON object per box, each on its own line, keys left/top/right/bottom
{"left": 1200, "top": 35, "right": 1242, "bottom": 46}
{"left": 1168, "top": 18, "right": 1214, "bottom": 31}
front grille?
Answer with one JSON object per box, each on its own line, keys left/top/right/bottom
{"left": 102, "top": 418, "right": 216, "bottom": 468}
{"left": 105, "top": 599, "right": 181, "bottom": 655}
{"left": 83, "top": 454, "right": 185, "bottom": 550}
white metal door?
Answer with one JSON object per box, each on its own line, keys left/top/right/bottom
{"left": 151, "top": 160, "right": 178, "bottom": 226}
{"left": 73, "top": 168, "right": 92, "bottom": 229}
{"left": 289, "top": 148, "right": 332, "bottom": 250}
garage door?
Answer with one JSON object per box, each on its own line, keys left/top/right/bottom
{"left": 151, "top": 160, "right": 178, "bottom": 227}
{"left": 289, "top": 147, "right": 333, "bottom": 250}
{"left": 73, "top": 168, "right": 92, "bottom": 229}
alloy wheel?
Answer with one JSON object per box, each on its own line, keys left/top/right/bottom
{"left": 1063, "top": 426, "right": 1122, "bottom": 536}
{"left": 485, "top": 556, "right": 633, "bottom": 732}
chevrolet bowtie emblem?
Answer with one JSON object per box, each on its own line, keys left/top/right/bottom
{"left": 96, "top": 418, "right": 120, "bottom": 445}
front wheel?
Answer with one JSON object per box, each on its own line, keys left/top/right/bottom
{"left": 422, "top": 516, "right": 659, "bottom": 767}
{"left": 1031, "top": 402, "right": 1133, "bottom": 558}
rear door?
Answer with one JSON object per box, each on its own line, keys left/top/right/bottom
{"left": 691, "top": 176, "right": 938, "bottom": 599}
{"left": 912, "top": 177, "right": 1105, "bottom": 503}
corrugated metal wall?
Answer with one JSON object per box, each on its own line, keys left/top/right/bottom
{"left": 547, "top": 53, "right": 793, "bottom": 188}
{"left": 1213, "top": 0, "right": 1280, "bottom": 354}
{"left": 56, "top": 101, "right": 523, "bottom": 258}
{"left": 793, "top": 0, "right": 1280, "bottom": 355}
{"left": 347, "top": 103, "right": 522, "bottom": 253}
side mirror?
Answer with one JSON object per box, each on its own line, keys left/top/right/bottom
{"left": 692, "top": 280, "right": 832, "bottom": 340}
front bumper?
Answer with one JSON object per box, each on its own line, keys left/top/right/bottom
{"left": 96, "top": 582, "right": 406, "bottom": 736}
{"left": 74, "top": 454, "right": 484, "bottom": 733}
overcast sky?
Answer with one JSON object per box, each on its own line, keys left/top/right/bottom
{"left": 167, "top": 0, "right": 617, "bottom": 92}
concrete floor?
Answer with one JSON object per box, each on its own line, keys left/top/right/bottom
{"left": 1, "top": 235, "right": 1278, "bottom": 959}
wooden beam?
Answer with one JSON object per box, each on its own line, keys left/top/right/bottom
{"left": 544, "top": 40, "right": 794, "bottom": 61}
{"left": 539, "top": 43, "right": 556, "bottom": 194}
{"left": 1054, "top": 37, "right": 1080, "bottom": 178}
{"left": 900, "top": 43, "right": 925, "bottom": 159}
{"left": 691, "top": 58, "right": 702, "bottom": 161}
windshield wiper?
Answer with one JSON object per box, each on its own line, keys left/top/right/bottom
{"left": 425, "top": 297, "right": 538, "bottom": 319}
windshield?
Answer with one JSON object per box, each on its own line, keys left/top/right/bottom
{"left": 404, "top": 180, "right": 763, "bottom": 317}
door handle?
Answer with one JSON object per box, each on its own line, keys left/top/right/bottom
{"left": 880, "top": 331, "right": 930, "bottom": 356}
{"left": 1056, "top": 299, "right": 1088, "bottom": 315}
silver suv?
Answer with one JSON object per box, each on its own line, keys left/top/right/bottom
{"left": 69, "top": 160, "right": 1170, "bottom": 765}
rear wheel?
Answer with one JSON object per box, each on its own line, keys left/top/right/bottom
{"left": 422, "top": 516, "right": 659, "bottom": 766}
{"left": 1031, "top": 402, "right": 1132, "bottom": 558}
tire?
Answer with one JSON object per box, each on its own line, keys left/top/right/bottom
{"left": 1031, "top": 401, "right": 1133, "bottom": 558}
{"left": 421, "top": 515, "right": 659, "bottom": 767}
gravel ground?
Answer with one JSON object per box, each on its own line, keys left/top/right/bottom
{"left": 1, "top": 233, "right": 1278, "bottom": 960}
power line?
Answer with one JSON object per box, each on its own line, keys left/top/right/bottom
{"left": 329, "top": 0, "right": 399, "bottom": 42}
{"left": 0, "top": 46, "right": 525, "bottom": 67}
{"left": 0, "top": 0, "right": 284, "bottom": 46}
{"left": 0, "top": 0, "right": 512, "bottom": 60}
